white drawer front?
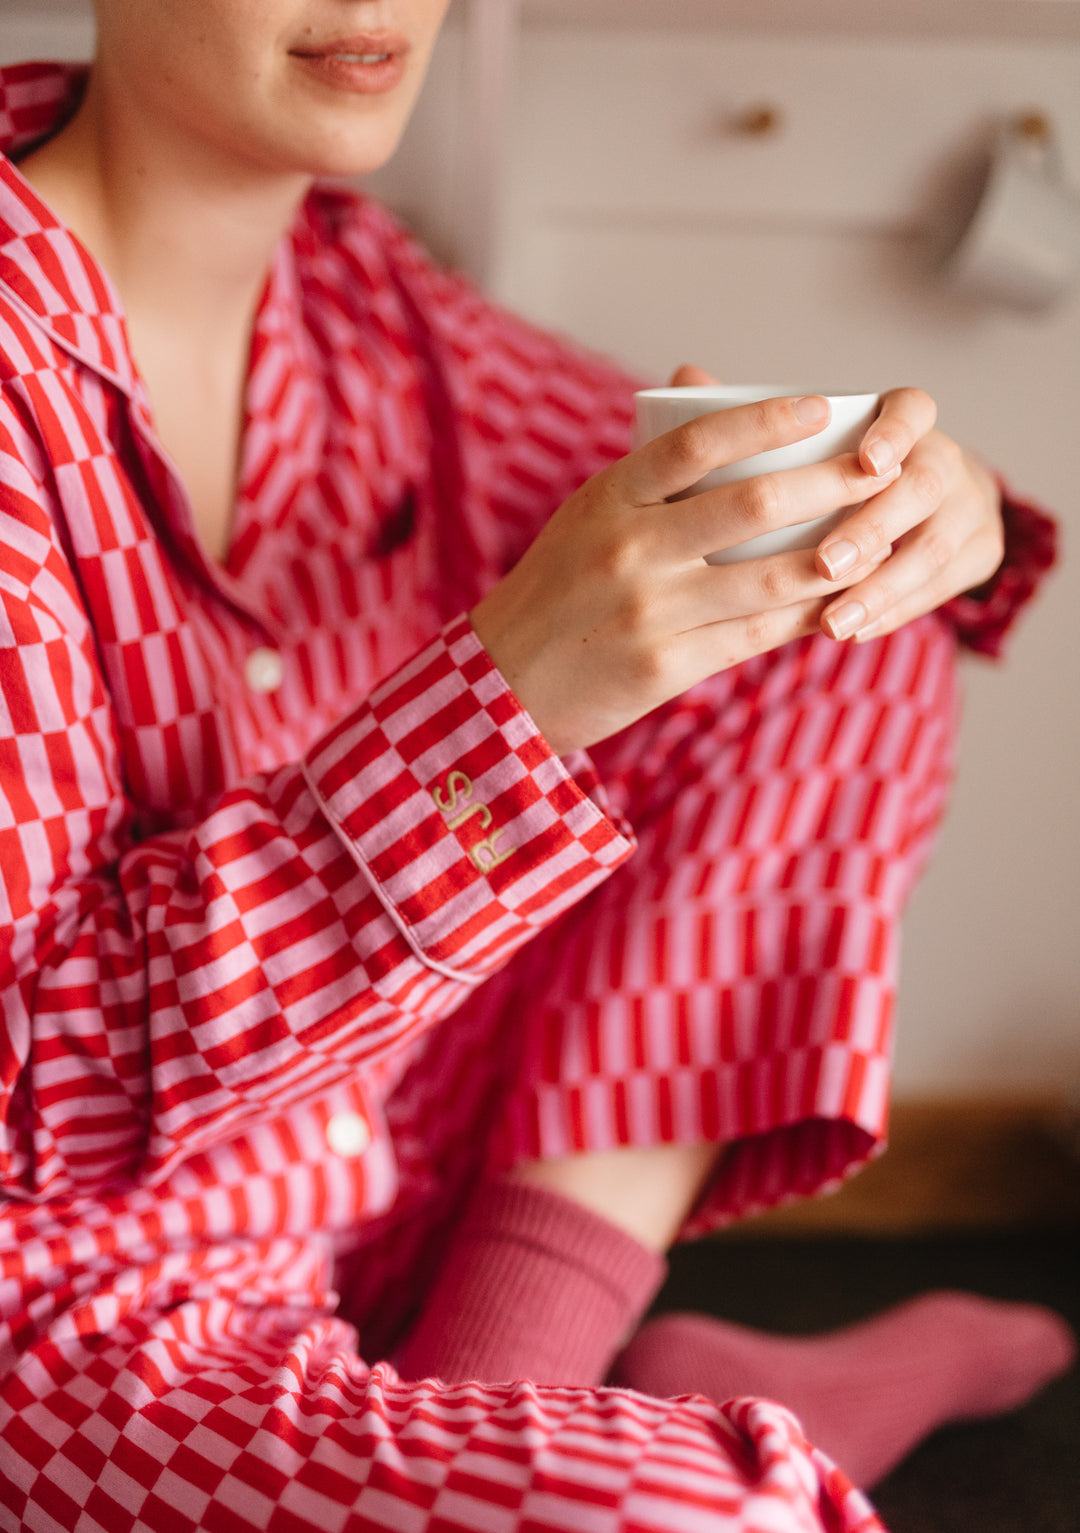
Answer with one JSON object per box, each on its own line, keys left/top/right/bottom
{"left": 509, "top": 32, "right": 1080, "bottom": 232}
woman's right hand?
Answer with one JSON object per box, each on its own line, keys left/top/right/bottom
{"left": 469, "top": 392, "right": 899, "bottom": 756}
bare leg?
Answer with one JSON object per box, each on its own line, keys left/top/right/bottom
{"left": 507, "top": 1141, "right": 720, "bottom": 1252}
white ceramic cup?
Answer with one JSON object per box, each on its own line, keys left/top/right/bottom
{"left": 940, "top": 123, "right": 1080, "bottom": 312}
{"left": 633, "top": 385, "right": 881, "bottom": 565}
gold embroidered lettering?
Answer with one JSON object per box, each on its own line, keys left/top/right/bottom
{"left": 447, "top": 801, "right": 493, "bottom": 833}
{"left": 431, "top": 769, "right": 517, "bottom": 873}
{"left": 470, "top": 829, "right": 515, "bottom": 873}
{"left": 432, "top": 770, "right": 473, "bottom": 816}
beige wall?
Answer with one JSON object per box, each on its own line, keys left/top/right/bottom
{"left": 6, "top": 4, "right": 1078, "bottom": 1098}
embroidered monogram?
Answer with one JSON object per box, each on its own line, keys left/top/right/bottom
{"left": 447, "top": 801, "right": 492, "bottom": 832}
{"left": 432, "top": 771, "right": 472, "bottom": 818}
{"left": 469, "top": 830, "right": 515, "bottom": 872}
{"left": 431, "top": 771, "right": 515, "bottom": 873}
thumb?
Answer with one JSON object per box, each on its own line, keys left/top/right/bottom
{"left": 667, "top": 364, "right": 719, "bottom": 387}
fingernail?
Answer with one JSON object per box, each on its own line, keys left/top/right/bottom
{"left": 865, "top": 439, "right": 895, "bottom": 475}
{"left": 795, "top": 395, "right": 830, "bottom": 427}
{"left": 820, "top": 539, "right": 859, "bottom": 579}
{"left": 825, "top": 600, "right": 867, "bottom": 640}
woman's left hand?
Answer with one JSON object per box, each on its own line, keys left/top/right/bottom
{"left": 814, "top": 387, "right": 1006, "bottom": 642}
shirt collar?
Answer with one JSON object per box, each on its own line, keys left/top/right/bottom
{"left": 0, "top": 63, "right": 331, "bottom": 628}
{"left": 0, "top": 62, "right": 141, "bottom": 396}
{"left": 0, "top": 63, "right": 321, "bottom": 421}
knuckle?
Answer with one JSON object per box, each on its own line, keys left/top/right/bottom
{"left": 744, "top": 610, "right": 776, "bottom": 651}
{"left": 909, "top": 464, "right": 944, "bottom": 508}
{"left": 669, "top": 416, "right": 712, "bottom": 479}
{"left": 907, "top": 385, "right": 935, "bottom": 413}
{"left": 614, "top": 582, "right": 655, "bottom": 637}
{"left": 860, "top": 513, "right": 887, "bottom": 547}
{"left": 602, "top": 550, "right": 647, "bottom": 608}
{"left": 596, "top": 541, "right": 660, "bottom": 632}
{"left": 973, "top": 523, "right": 1005, "bottom": 583}
{"left": 737, "top": 473, "right": 782, "bottom": 528}
{"left": 838, "top": 456, "right": 867, "bottom": 497}
{"left": 759, "top": 559, "right": 796, "bottom": 604}
{"left": 590, "top": 525, "right": 645, "bottom": 594}
{"left": 746, "top": 400, "right": 776, "bottom": 439}
{"left": 864, "top": 569, "right": 894, "bottom": 611}
{"left": 923, "top": 529, "right": 954, "bottom": 576}
{"left": 626, "top": 640, "right": 669, "bottom": 691}
{"left": 896, "top": 385, "right": 937, "bottom": 422}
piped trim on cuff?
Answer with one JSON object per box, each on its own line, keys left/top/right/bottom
{"left": 303, "top": 614, "right": 636, "bottom": 980}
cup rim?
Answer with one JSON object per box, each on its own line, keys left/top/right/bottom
{"left": 634, "top": 385, "right": 879, "bottom": 402}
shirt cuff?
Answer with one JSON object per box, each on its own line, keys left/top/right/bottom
{"left": 941, "top": 482, "right": 1058, "bottom": 658}
{"left": 302, "top": 613, "right": 635, "bottom": 982}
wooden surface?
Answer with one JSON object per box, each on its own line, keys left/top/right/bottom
{"left": 718, "top": 1099, "right": 1080, "bottom": 1237}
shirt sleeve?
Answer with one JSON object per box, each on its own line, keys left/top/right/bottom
{"left": 938, "top": 481, "right": 1058, "bottom": 658}
{"left": 0, "top": 395, "right": 633, "bottom": 1204}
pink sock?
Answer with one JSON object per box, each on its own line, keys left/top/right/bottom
{"left": 612, "top": 1291, "right": 1076, "bottom": 1487}
{"left": 394, "top": 1178, "right": 666, "bottom": 1386}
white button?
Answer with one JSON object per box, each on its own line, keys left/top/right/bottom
{"left": 326, "top": 1110, "right": 371, "bottom": 1158}
{"left": 244, "top": 646, "right": 284, "bottom": 694}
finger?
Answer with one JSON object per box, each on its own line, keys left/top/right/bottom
{"left": 852, "top": 513, "right": 1004, "bottom": 642}
{"left": 668, "top": 364, "right": 719, "bottom": 387}
{"left": 668, "top": 453, "right": 901, "bottom": 564}
{"left": 819, "top": 517, "right": 987, "bottom": 641}
{"left": 858, "top": 386, "right": 938, "bottom": 476}
{"left": 673, "top": 544, "right": 891, "bottom": 632}
{"left": 680, "top": 596, "right": 828, "bottom": 677}
{"left": 815, "top": 442, "right": 956, "bottom": 580}
{"left": 620, "top": 394, "right": 832, "bottom": 507}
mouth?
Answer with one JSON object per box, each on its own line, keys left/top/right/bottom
{"left": 289, "top": 33, "right": 410, "bottom": 94}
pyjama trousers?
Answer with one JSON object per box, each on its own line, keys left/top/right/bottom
{"left": 0, "top": 615, "right": 957, "bottom": 1533}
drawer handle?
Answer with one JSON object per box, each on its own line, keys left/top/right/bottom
{"left": 731, "top": 104, "right": 784, "bottom": 138}
{"left": 1014, "top": 110, "right": 1050, "bottom": 143}
{"left": 1009, "top": 110, "right": 1063, "bottom": 175}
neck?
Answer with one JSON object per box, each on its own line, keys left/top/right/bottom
{"left": 19, "top": 67, "right": 311, "bottom": 339}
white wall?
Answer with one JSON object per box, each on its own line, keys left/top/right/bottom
{"left": 5, "top": 4, "right": 1078, "bottom": 1098}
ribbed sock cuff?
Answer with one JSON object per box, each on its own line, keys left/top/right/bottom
{"left": 395, "top": 1175, "right": 666, "bottom": 1387}
{"left": 460, "top": 1177, "right": 667, "bottom": 1314}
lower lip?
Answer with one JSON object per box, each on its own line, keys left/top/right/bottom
{"left": 291, "top": 52, "right": 407, "bottom": 95}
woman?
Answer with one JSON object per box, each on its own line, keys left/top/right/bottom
{"left": 0, "top": 4, "right": 1070, "bottom": 1530}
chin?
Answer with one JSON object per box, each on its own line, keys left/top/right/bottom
{"left": 261, "top": 106, "right": 412, "bottom": 181}
{"left": 309, "top": 137, "right": 404, "bottom": 180}
{"left": 235, "top": 131, "right": 395, "bottom": 183}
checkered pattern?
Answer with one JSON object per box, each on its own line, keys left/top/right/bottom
{"left": 0, "top": 62, "right": 1056, "bottom": 1533}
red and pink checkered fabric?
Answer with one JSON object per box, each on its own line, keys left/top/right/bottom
{"left": 0, "top": 63, "right": 1055, "bottom": 1533}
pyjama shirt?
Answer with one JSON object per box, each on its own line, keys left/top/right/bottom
{"left": 0, "top": 62, "right": 1058, "bottom": 1533}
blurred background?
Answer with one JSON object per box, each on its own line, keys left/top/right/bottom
{"left": 5, "top": 0, "right": 1078, "bottom": 1203}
